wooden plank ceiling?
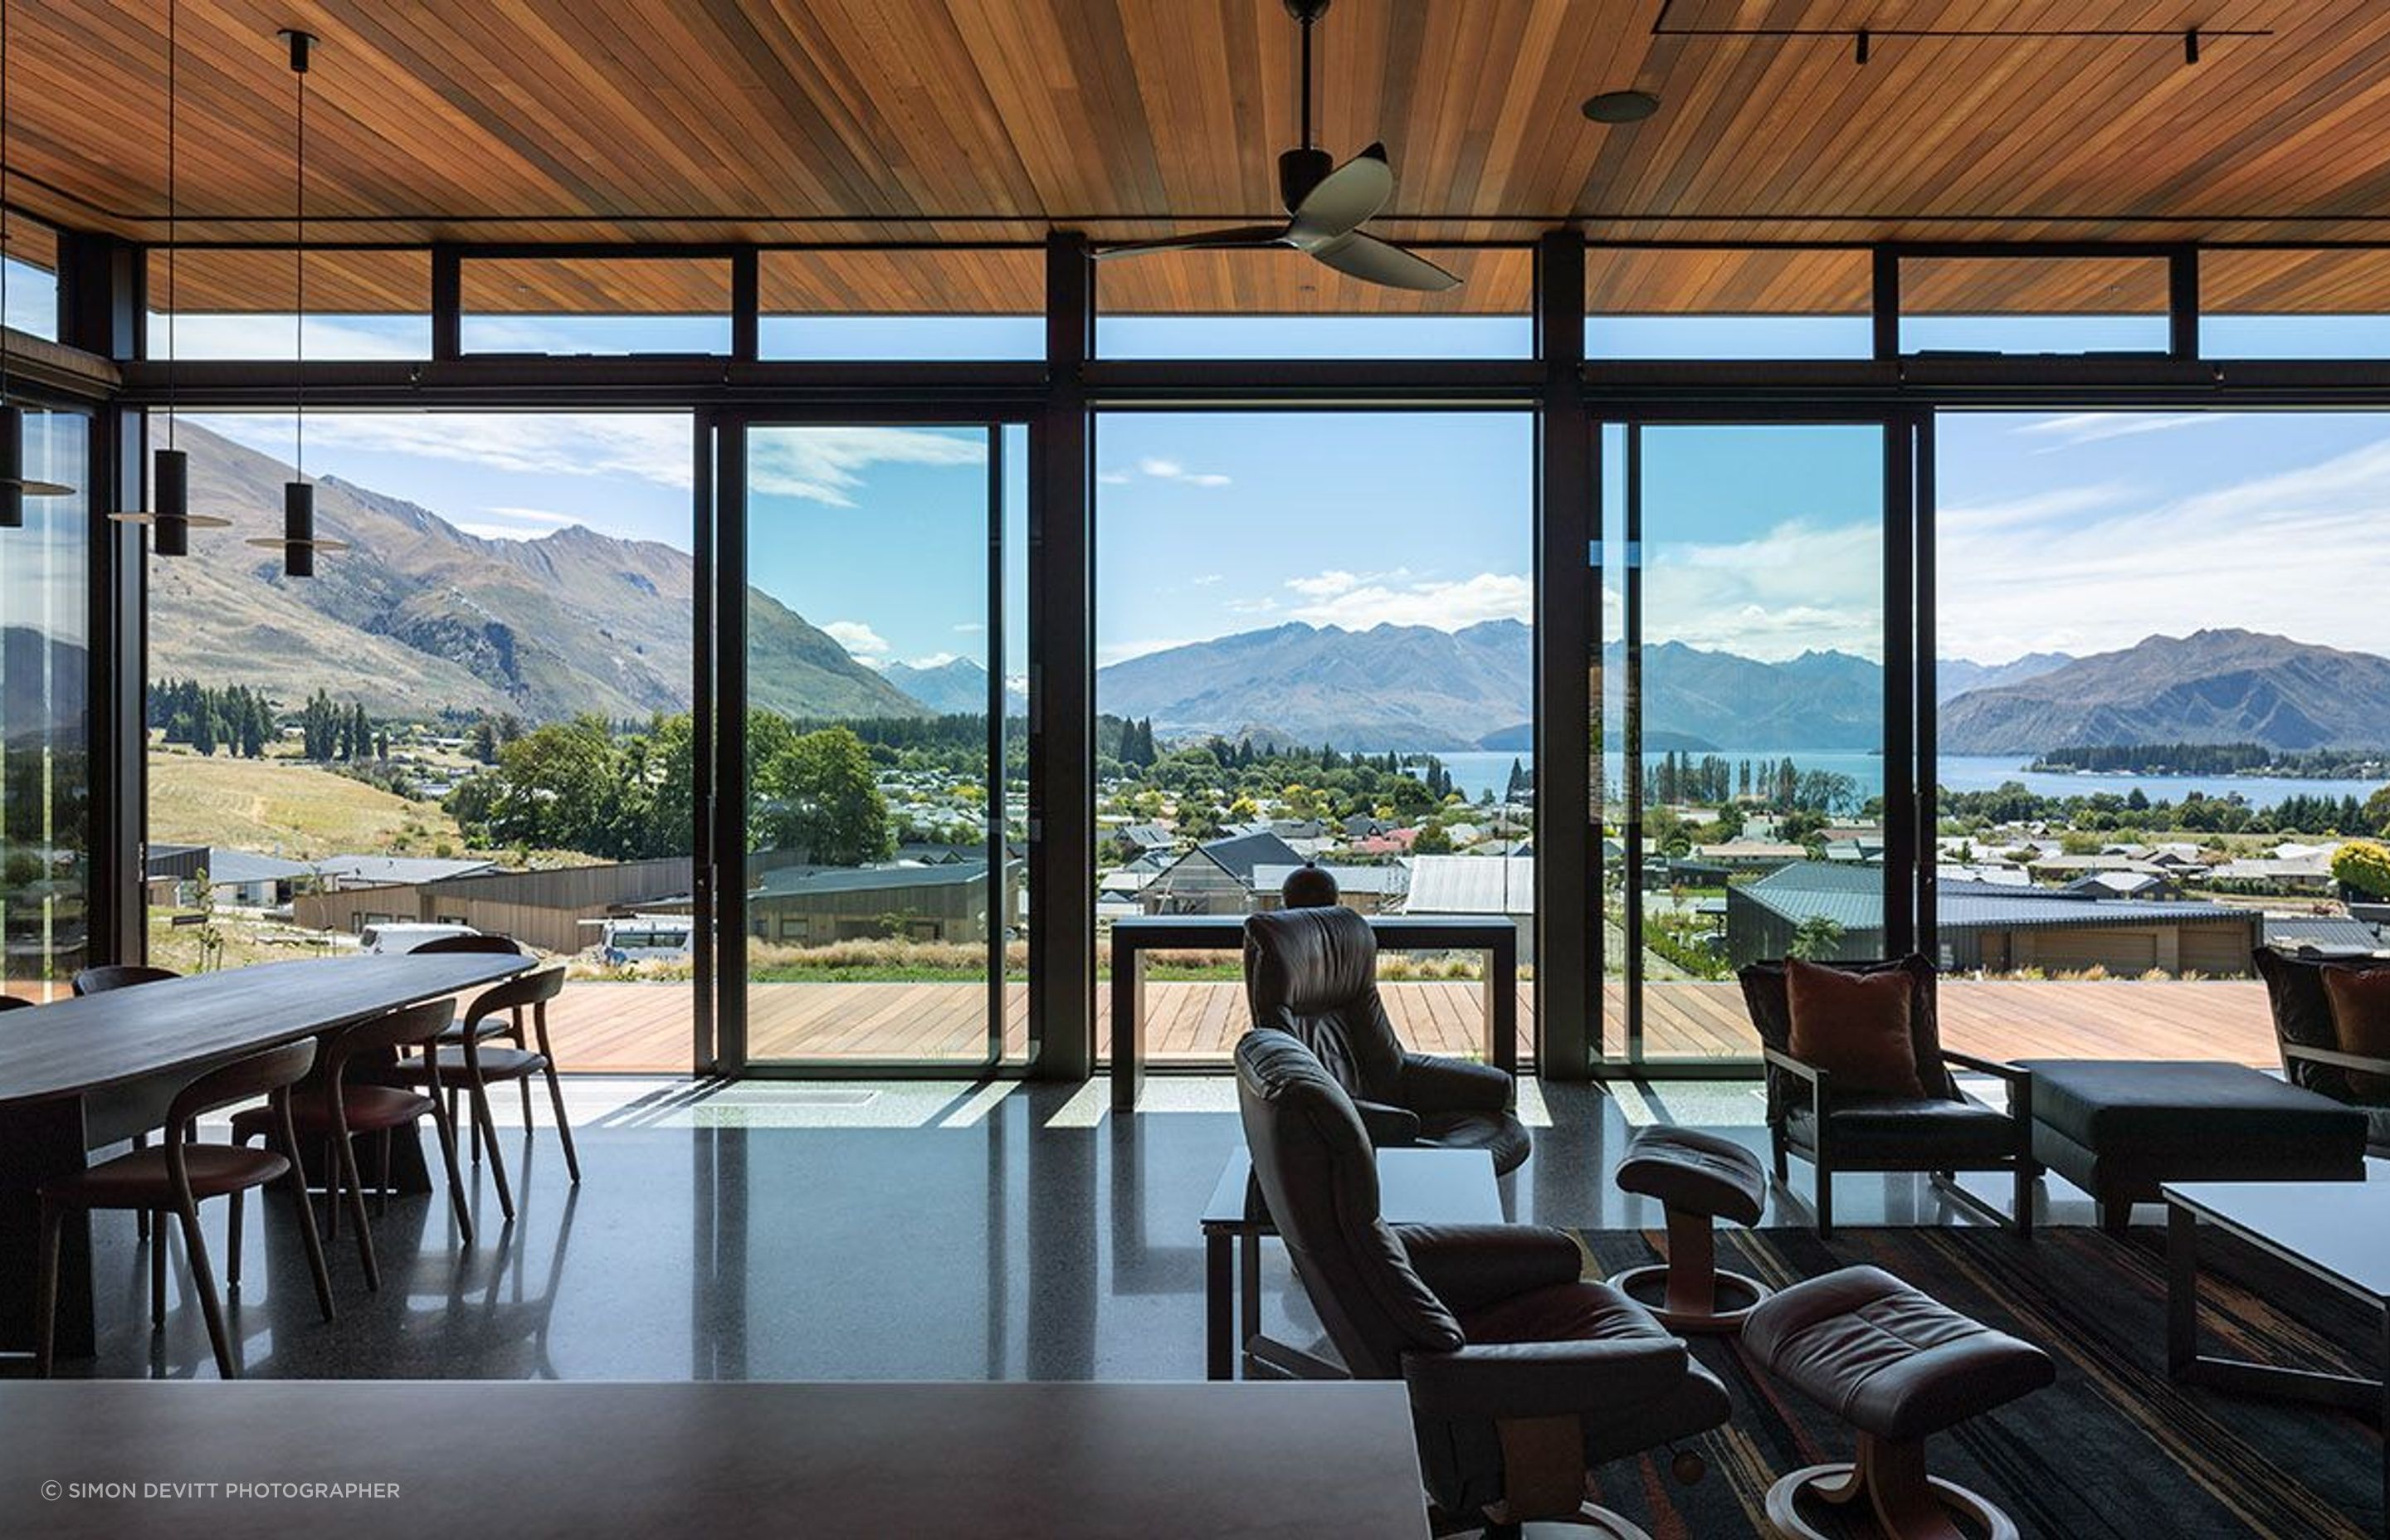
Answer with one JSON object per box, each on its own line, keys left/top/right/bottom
{"left": 17, "top": 0, "right": 2390, "bottom": 314}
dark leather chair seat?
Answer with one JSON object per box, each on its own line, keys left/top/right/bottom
{"left": 49, "top": 1143, "right": 292, "bottom": 1206}
{"left": 401, "top": 1044, "right": 551, "bottom": 1082}
{"left": 1616, "top": 1125, "right": 1767, "bottom": 1225}
{"left": 1785, "top": 1090, "right": 2020, "bottom": 1165}
{"left": 1236, "top": 1029, "right": 1727, "bottom": 1530}
{"left": 1745, "top": 1265, "right": 2053, "bottom": 1443}
{"left": 1244, "top": 907, "right": 1530, "bottom": 1174}
{"left": 1415, "top": 1107, "right": 1533, "bottom": 1172}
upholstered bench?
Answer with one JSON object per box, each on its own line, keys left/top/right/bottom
{"left": 1607, "top": 1124, "right": 1773, "bottom": 1333}
{"left": 2017, "top": 1060, "right": 2368, "bottom": 1235}
{"left": 1746, "top": 1265, "right": 2054, "bottom": 1540}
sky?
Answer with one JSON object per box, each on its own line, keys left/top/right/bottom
{"left": 149, "top": 309, "right": 2390, "bottom": 688}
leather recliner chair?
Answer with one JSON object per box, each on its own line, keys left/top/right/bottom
{"left": 1243, "top": 906, "right": 1531, "bottom": 1174}
{"left": 1235, "top": 1029, "right": 1728, "bottom": 1538}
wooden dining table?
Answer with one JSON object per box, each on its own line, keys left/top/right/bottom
{"left": 0, "top": 953, "right": 531, "bottom": 1360}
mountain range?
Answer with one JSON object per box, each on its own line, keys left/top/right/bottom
{"left": 1937, "top": 629, "right": 2390, "bottom": 753}
{"left": 156, "top": 423, "right": 919, "bottom": 724}
{"left": 880, "top": 657, "right": 1027, "bottom": 717}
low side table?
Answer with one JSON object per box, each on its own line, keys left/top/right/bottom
{"left": 1202, "top": 1145, "right": 1502, "bottom": 1381}
{"left": 2163, "top": 1179, "right": 2390, "bottom": 1525}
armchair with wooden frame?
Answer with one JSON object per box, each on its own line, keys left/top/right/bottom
{"left": 1735, "top": 956, "right": 2036, "bottom": 1237}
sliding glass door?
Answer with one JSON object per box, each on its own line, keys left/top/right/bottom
{"left": 718, "top": 420, "right": 1027, "bottom": 1071}
{"left": 1597, "top": 418, "right": 1914, "bottom": 1068}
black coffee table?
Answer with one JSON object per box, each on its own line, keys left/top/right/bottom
{"left": 1202, "top": 1145, "right": 1501, "bottom": 1380}
{"left": 2164, "top": 1179, "right": 2389, "bottom": 1521}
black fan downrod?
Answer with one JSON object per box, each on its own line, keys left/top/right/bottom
{"left": 1278, "top": 0, "right": 1334, "bottom": 212}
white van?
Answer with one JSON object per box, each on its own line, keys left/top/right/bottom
{"left": 360, "top": 921, "right": 483, "bottom": 955}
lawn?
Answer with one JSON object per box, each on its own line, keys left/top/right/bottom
{"left": 147, "top": 748, "right": 467, "bottom": 861}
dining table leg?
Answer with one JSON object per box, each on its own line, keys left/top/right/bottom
{"left": 0, "top": 1097, "right": 93, "bottom": 1357}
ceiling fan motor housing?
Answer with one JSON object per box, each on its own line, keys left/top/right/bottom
{"left": 1278, "top": 145, "right": 1334, "bottom": 213}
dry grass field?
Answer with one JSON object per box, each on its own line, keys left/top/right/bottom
{"left": 147, "top": 748, "right": 466, "bottom": 861}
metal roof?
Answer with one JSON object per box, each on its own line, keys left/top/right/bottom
{"left": 754, "top": 861, "right": 993, "bottom": 898}
{"left": 314, "top": 855, "right": 501, "bottom": 886}
{"left": 1740, "top": 862, "right": 2262, "bottom": 934}
{"left": 2262, "top": 915, "right": 2383, "bottom": 953}
{"left": 1406, "top": 856, "right": 1534, "bottom": 915}
{"left": 1251, "top": 864, "right": 1409, "bottom": 896}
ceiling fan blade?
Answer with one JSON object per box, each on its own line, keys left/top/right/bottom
{"left": 1095, "top": 226, "right": 1290, "bottom": 260}
{"left": 1285, "top": 143, "right": 1395, "bottom": 247}
{"left": 1308, "top": 233, "right": 1461, "bottom": 292}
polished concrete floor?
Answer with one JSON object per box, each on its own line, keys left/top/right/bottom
{"left": 42, "top": 1074, "right": 2097, "bottom": 1382}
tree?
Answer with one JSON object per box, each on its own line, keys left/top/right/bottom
{"left": 2333, "top": 839, "right": 2390, "bottom": 899}
{"left": 1412, "top": 821, "right": 1453, "bottom": 854}
{"left": 1787, "top": 914, "right": 1846, "bottom": 961}
{"left": 469, "top": 719, "right": 500, "bottom": 765}
{"left": 753, "top": 725, "right": 891, "bottom": 865}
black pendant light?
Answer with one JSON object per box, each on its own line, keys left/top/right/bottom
{"left": 0, "top": 0, "right": 72, "bottom": 529}
{"left": 246, "top": 28, "right": 344, "bottom": 578}
{"left": 108, "top": 0, "right": 227, "bottom": 556}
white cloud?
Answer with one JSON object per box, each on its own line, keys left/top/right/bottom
{"left": 1938, "top": 426, "right": 2390, "bottom": 662}
{"left": 953, "top": 621, "right": 986, "bottom": 634}
{"left": 483, "top": 505, "right": 578, "bottom": 525}
{"left": 1105, "top": 456, "right": 1232, "bottom": 490}
{"left": 1285, "top": 569, "right": 1530, "bottom": 631}
{"left": 905, "top": 651, "right": 962, "bottom": 670}
{"left": 822, "top": 620, "right": 890, "bottom": 659}
{"left": 163, "top": 314, "right": 427, "bottom": 362}
{"left": 1189, "top": 573, "right": 1223, "bottom": 586}
{"left": 1642, "top": 520, "right": 1882, "bottom": 660}
{"left": 2013, "top": 412, "right": 2217, "bottom": 450}
{"left": 193, "top": 411, "right": 695, "bottom": 493}
{"left": 749, "top": 426, "right": 986, "bottom": 507}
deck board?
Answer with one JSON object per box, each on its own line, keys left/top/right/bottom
{"left": 535, "top": 977, "right": 2282, "bottom": 1075}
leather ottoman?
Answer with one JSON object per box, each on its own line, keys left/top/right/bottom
{"left": 2017, "top": 1059, "right": 2367, "bottom": 1235}
{"left": 1607, "top": 1125, "right": 1773, "bottom": 1333}
{"left": 1745, "top": 1265, "right": 2053, "bottom": 1540}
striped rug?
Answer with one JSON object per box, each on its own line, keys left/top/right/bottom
{"left": 1565, "top": 1226, "right": 2378, "bottom": 1539}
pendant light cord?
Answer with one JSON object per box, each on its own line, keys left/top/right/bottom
{"left": 164, "top": 0, "right": 175, "bottom": 447}
{"left": 292, "top": 36, "right": 304, "bottom": 479}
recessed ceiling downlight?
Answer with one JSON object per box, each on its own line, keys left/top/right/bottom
{"left": 1583, "top": 90, "right": 1659, "bottom": 124}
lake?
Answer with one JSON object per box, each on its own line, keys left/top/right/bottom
{"left": 1400, "top": 748, "right": 2388, "bottom": 811}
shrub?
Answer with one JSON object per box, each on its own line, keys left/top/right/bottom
{"left": 2332, "top": 839, "right": 2390, "bottom": 899}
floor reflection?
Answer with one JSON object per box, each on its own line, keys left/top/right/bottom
{"left": 29, "top": 1075, "right": 2075, "bottom": 1382}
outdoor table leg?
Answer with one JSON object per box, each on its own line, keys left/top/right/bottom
{"left": 1241, "top": 1231, "right": 1262, "bottom": 1367}
{"left": 0, "top": 1097, "right": 92, "bottom": 1357}
{"left": 1110, "top": 946, "right": 1144, "bottom": 1114}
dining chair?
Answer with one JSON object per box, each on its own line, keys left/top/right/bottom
{"left": 71, "top": 962, "right": 185, "bottom": 1238}
{"left": 0, "top": 994, "right": 35, "bottom": 1011}
{"left": 232, "top": 998, "right": 474, "bottom": 1290}
{"left": 390, "top": 966, "right": 579, "bottom": 1222}
{"left": 407, "top": 934, "right": 537, "bottom": 1114}
{"left": 36, "top": 1038, "right": 335, "bottom": 1378}
{"left": 72, "top": 963, "right": 180, "bottom": 996}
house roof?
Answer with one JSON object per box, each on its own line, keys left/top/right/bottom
{"left": 1252, "top": 864, "right": 1410, "bottom": 898}
{"left": 1739, "top": 862, "right": 2261, "bottom": 934}
{"left": 201, "top": 850, "right": 315, "bottom": 885}
{"left": 754, "top": 861, "right": 993, "bottom": 899}
{"left": 1161, "top": 831, "right": 1306, "bottom": 887}
{"left": 1407, "top": 856, "right": 1534, "bottom": 915}
{"left": 314, "top": 855, "right": 500, "bottom": 886}
{"left": 2263, "top": 916, "right": 2383, "bottom": 954}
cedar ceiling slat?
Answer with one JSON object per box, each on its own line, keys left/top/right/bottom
{"left": 21, "top": 1, "right": 2390, "bottom": 316}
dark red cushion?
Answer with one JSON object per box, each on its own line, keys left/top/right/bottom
{"left": 1787, "top": 957, "right": 1925, "bottom": 1098}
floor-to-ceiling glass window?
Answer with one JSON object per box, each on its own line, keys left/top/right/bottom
{"left": 1934, "top": 408, "right": 2390, "bottom": 1068}
{"left": 1092, "top": 410, "right": 1535, "bottom": 1066}
{"left": 1, "top": 407, "right": 89, "bottom": 1000}
{"left": 1599, "top": 422, "right": 1892, "bottom": 1064}
{"left": 734, "top": 423, "right": 1025, "bottom": 1068}
{"left": 139, "top": 407, "right": 700, "bottom": 1069}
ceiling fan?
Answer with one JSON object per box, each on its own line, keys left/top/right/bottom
{"left": 1095, "top": 0, "right": 1458, "bottom": 293}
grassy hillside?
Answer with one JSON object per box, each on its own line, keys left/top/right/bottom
{"left": 148, "top": 748, "right": 466, "bottom": 861}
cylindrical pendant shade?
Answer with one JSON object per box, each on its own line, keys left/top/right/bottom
{"left": 283, "top": 480, "right": 314, "bottom": 578}
{"left": 153, "top": 447, "right": 189, "bottom": 556}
